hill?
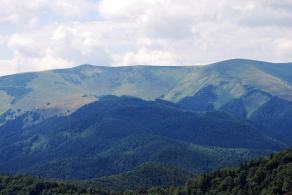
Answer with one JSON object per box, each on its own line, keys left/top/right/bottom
{"left": 0, "top": 96, "right": 279, "bottom": 180}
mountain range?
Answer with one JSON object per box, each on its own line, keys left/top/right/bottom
{"left": 1, "top": 59, "right": 292, "bottom": 117}
{"left": 0, "top": 59, "right": 292, "bottom": 191}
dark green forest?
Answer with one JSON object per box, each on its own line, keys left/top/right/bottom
{"left": 0, "top": 149, "right": 291, "bottom": 195}
{"left": 0, "top": 175, "right": 106, "bottom": 195}
{"left": 149, "top": 149, "right": 292, "bottom": 195}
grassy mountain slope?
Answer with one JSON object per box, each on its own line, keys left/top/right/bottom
{"left": 1, "top": 59, "right": 292, "bottom": 123}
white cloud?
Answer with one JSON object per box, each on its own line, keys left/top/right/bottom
{"left": 274, "top": 38, "right": 292, "bottom": 58}
{"left": 0, "top": 0, "right": 292, "bottom": 75}
{"left": 122, "top": 48, "right": 179, "bottom": 65}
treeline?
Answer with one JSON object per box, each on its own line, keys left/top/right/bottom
{"left": 148, "top": 149, "right": 292, "bottom": 195}
{"left": 91, "top": 163, "right": 193, "bottom": 191}
{"left": 0, "top": 149, "right": 291, "bottom": 195}
{"left": 0, "top": 175, "right": 108, "bottom": 195}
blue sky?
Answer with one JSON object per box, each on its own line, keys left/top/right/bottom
{"left": 0, "top": 0, "right": 292, "bottom": 75}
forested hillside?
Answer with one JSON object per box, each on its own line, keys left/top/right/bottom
{"left": 0, "top": 149, "right": 291, "bottom": 195}
{"left": 0, "top": 175, "right": 105, "bottom": 195}
{"left": 150, "top": 149, "right": 292, "bottom": 195}
{"left": 0, "top": 96, "right": 276, "bottom": 180}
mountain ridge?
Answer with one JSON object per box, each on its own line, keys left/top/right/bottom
{"left": 1, "top": 59, "right": 292, "bottom": 141}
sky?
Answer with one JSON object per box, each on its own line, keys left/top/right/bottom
{"left": 1, "top": 0, "right": 292, "bottom": 75}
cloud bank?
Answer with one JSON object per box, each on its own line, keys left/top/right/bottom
{"left": 1, "top": 0, "right": 292, "bottom": 75}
